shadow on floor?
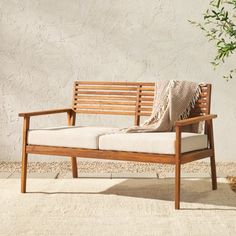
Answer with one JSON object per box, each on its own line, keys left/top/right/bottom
{"left": 28, "top": 178, "right": 236, "bottom": 209}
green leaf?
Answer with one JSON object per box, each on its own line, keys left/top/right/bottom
{"left": 216, "top": 0, "right": 221, "bottom": 8}
{"left": 189, "top": 0, "right": 236, "bottom": 80}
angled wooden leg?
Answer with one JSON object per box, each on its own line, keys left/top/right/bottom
{"left": 210, "top": 155, "right": 217, "bottom": 190}
{"left": 175, "top": 125, "right": 181, "bottom": 210}
{"left": 71, "top": 156, "right": 78, "bottom": 178}
{"left": 207, "top": 119, "right": 217, "bottom": 190}
{"left": 21, "top": 117, "right": 30, "bottom": 193}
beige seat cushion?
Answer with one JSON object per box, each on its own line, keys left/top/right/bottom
{"left": 99, "top": 132, "right": 208, "bottom": 154}
{"left": 28, "top": 126, "right": 119, "bottom": 149}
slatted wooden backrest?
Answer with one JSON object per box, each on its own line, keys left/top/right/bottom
{"left": 72, "top": 81, "right": 211, "bottom": 125}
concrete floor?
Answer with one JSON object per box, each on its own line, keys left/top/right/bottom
{"left": 1, "top": 177, "right": 236, "bottom": 236}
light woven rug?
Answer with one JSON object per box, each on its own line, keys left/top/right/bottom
{"left": 0, "top": 178, "right": 236, "bottom": 236}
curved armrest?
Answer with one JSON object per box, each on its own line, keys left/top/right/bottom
{"left": 175, "top": 114, "right": 217, "bottom": 127}
{"left": 19, "top": 108, "right": 73, "bottom": 117}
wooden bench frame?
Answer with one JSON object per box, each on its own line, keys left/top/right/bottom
{"left": 19, "top": 81, "right": 217, "bottom": 209}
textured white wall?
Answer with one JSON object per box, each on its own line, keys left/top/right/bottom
{"left": 0, "top": 0, "right": 236, "bottom": 161}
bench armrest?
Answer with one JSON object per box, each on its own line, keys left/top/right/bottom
{"left": 175, "top": 114, "right": 217, "bottom": 127}
{"left": 19, "top": 108, "right": 73, "bottom": 117}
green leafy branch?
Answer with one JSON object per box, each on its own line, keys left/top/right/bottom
{"left": 189, "top": 0, "right": 236, "bottom": 80}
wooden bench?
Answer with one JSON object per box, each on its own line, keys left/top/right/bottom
{"left": 19, "top": 81, "right": 217, "bottom": 209}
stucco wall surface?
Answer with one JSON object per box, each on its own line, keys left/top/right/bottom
{"left": 0, "top": 0, "right": 236, "bottom": 161}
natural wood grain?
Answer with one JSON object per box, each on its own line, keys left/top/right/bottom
{"left": 19, "top": 81, "right": 217, "bottom": 210}
{"left": 75, "top": 91, "right": 137, "bottom": 96}
{"left": 207, "top": 119, "right": 217, "bottom": 190}
{"left": 74, "top": 105, "right": 135, "bottom": 111}
{"left": 67, "top": 110, "right": 78, "bottom": 178}
{"left": 175, "top": 114, "right": 217, "bottom": 126}
{"left": 138, "top": 107, "right": 152, "bottom": 112}
{"left": 76, "top": 81, "right": 155, "bottom": 86}
{"left": 139, "top": 97, "right": 154, "bottom": 101}
{"left": 74, "top": 110, "right": 135, "bottom": 115}
{"left": 75, "top": 95, "right": 137, "bottom": 101}
{"left": 76, "top": 100, "right": 136, "bottom": 106}
{"left": 19, "top": 108, "right": 73, "bottom": 117}
{"left": 181, "top": 149, "right": 214, "bottom": 164}
{"left": 134, "top": 85, "right": 142, "bottom": 126}
{"left": 175, "top": 126, "right": 181, "bottom": 209}
{"left": 140, "top": 102, "right": 153, "bottom": 106}
{"left": 21, "top": 117, "right": 30, "bottom": 193}
{"left": 26, "top": 145, "right": 175, "bottom": 164}
{"left": 139, "top": 92, "right": 155, "bottom": 96}
{"left": 190, "top": 84, "right": 211, "bottom": 117}
{"left": 76, "top": 86, "right": 138, "bottom": 91}
{"left": 138, "top": 112, "right": 152, "bottom": 116}
{"left": 76, "top": 85, "right": 155, "bottom": 91}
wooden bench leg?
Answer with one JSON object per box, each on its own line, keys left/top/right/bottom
{"left": 175, "top": 161, "right": 181, "bottom": 209}
{"left": 207, "top": 120, "right": 217, "bottom": 190}
{"left": 210, "top": 155, "right": 217, "bottom": 190}
{"left": 21, "top": 117, "right": 30, "bottom": 193}
{"left": 71, "top": 156, "right": 78, "bottom": 178}
{"left": 67, "top": 110, "right": 77, "bottom": 178}
{"left": 175, "top": 125, "right": 181, "bottom": 210}
{"left": 21, "top": 152, "right": 28, "bottom": 193}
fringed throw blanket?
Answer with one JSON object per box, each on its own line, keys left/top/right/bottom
{"left": 126, "top": 80, "right": 202, "bottom": 133}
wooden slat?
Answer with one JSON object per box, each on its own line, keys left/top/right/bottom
{"left": 75, "top": 95, "right": 137, "bottom": 101}
{"left": 196, "top": 102, "right": 207, "bottom": 106}
{"left": 75, "top": 100, "right": 136, "bottom": 106}
{"left": 74, "top": 105, "right": 135, "bottom": 111}
{"left": 140, "top": 102, "right": 153, "bottom": 107}
{"left": 140, "top": 97, "right": 154, "bottom": 101}
{"left": 76, "top": 85, "right": 155, "bottom": 92}
{"left": 200, "top": 86, "right": 208, "bottom": 90}
{"left": 140, "top": 92, "right": 154, "bottom": 96}
{"left": 197, "top": 99, "right": 207, "bottom": 103}
{"left": 26, "top": 145, "right": 175, "bottom": 164}
{"left": 75, "top": 91, "right": 137, "bottom": 96}
{"left": 190, "top": 112, "right": 205, "bottom": 117}
{"left": 140, "top": 87, "right": 155, "bottom": 91}
{"left": 138, "top": 112, "right": 151, "bottom": 116}
{"left": 200, "top": 93, "right": 207, "bottom": 98}
{"left": 194, "top": 104, "right": 207, "bottom": 108}
{"left": 74, "top": 110, "right": 135, "bottom": 115}
{"left": 138, "top": 107, "right": 152, "bottom": 112}
{"left": 76, "top": 86, "right": 138, "bottom": 91}
{"left": 181, "top": 149, "right": 214, "bottom": 164}
{"left": 76, "top": 81, "right": 155, "bottom": 86}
